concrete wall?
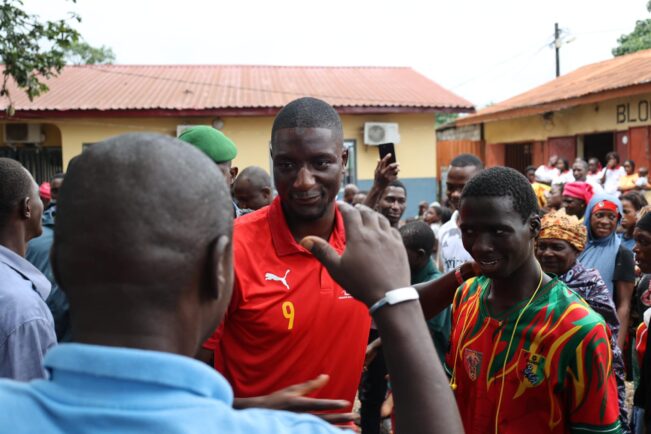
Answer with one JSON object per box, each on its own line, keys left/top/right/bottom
{"left": 480, "top": 92, "right": 651, "bottom": 169}
{"left": 484, "top": 92, "right": 651, "bottom": 145}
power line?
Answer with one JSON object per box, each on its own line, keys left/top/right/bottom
{"left": 450, "top": 37, "right": 554, "bottom": 90}
{"left": 571, "top": 27, "right": 630, "bottom": 36}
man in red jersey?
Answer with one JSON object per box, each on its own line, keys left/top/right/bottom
{"left": 199, "top": 97, "right": 370, "bottom": 423}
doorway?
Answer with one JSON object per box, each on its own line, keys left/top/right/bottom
{"left": 505, "top": 143, "right": 532, "bottom": 174}
{"left": 0, "top": 145, "right": 62, "bottom": 184}
{"left": 583, "top": 132, "right": 614, "bottom": 165}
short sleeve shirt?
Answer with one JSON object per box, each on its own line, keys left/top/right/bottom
{"left": 204, "top": 198, "right": 371, "bottom": 414}
{"left": 613, "top": 245, "right": 635, "bottom": 283}
{"left": 0, "top": 245, "right": 56, "bottom": 381}
{"left": 0, "top": 344, "right": 353, "bottom": 434}
{"left": 603, "top": 166, "right": 626, "bottom": 195}
{"left": 438, "top": 211, "right": 473, "bottom": 273}
{"left": 445, "top": 276, "right": 621, "bottom": 434}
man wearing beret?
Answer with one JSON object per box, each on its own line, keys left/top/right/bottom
{"left": 178, "top": 126, "right": 243, "bottom": 217}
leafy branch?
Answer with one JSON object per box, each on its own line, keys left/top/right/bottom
{"left": 0, "top": 0, "right": 80, "bottom": 115}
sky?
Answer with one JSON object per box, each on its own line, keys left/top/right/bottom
{"left": 23, "top": 0, "right": 651, "bottom": 109}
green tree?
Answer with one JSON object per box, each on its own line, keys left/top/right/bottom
{"left": 0, "top": 0, "right": 80, "bottom": 115}
{"left": 65, "top": 40, "right": 115, "bottom": 65}
{"left": 613, "top": 1, "right": 651, "bottom": 56}
{"left": 435, "top": 112, "right": 459, "bottom": 126}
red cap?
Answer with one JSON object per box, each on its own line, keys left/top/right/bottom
{"left": 39, "top": 182, "right": 51, "bottom": 201}
{"left": 592, "top": 200, "right": 618, "bottom": 215}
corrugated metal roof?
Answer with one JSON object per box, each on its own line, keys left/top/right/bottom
{"left": 457, "top": 48, "right": 651, "bottom": 125}
{"left": 0, "top": 64, "right": 474, "bottom": 113}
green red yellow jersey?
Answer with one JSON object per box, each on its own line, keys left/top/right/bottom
{"left": 445, "top": 276, "right": 621, "bottom": 434}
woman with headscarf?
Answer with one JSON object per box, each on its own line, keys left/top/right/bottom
{"left": 579, "top": 194, "right": 636, "bottom": 351}
{"left": 561, "top": 181, "right": 594, "bottom": 221}
{"left": 537, "top": 209, "right": 629, "bottom": 432}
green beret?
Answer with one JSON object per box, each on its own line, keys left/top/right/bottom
{"left": 178, "top": 126, "right": 237, "bottom": 163}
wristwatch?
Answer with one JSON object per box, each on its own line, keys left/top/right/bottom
{"left": 368, "top": 287, "right": 419, "bottom": 315}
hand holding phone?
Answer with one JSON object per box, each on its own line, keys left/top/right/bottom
{"left": 378, "top": 143, "right": 396, "bottom": 165}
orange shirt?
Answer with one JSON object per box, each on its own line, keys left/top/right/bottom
{"left": 619, "top": 173, "right": 639, "bottom": 192}
{"left": 204, "top": 197, "right": 370, "bottom": 413}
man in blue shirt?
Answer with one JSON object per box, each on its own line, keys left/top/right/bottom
{"left": 0, "top": 158, "right": 56, "bottom": 381}
{"left": 26, "top": 186, "right": 71, "bottom": 342}
{"left": 0, "top": 133, "right": 462, "bottom": 433}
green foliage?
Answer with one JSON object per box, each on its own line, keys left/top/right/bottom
{"left": 0, "top": 0, "right": 80, "bottom": 115}
{"left": 435, "top": 112, "right": 459, "bottom": 126}
{"left": 612, "top": 1, "right": 651, "bottom": 57}
{"left": 65, "top": 40, "right": 115, "bottom": 65}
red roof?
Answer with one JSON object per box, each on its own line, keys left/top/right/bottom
{"left": 0, "top": 65, "right": 474, "bottom": 116}
{"left": 457, "top": 48, "right": 651, "bottom": 125}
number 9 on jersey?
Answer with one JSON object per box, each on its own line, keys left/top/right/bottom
{"left": 282, "top": 301, "right": 295, "bottom": 330}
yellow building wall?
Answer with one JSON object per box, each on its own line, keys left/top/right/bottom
{"left": 341, "top": 113, "right": 437, "bottom": 180}
{"left": 484, "top": 92, "right": 651, "bottom": 144}
{"left": 1, "top": 113, "right": 438, "bottom": 180}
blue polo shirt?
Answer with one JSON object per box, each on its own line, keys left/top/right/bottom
{"left": 0, "top": 344, "right": 352, "bottom": 434}
{"left": 0, "top": 244, "right": 56, "bottom": 381}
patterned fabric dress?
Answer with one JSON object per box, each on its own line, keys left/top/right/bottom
{"left": 446, "top": 276, "right": 622, "bottom": 434}
{"left": 560, "top": 262, "right": 629, "bottom": 432}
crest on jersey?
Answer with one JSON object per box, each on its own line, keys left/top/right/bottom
{"left": 520, "top": 351, "right": 545, "bottom": 387}
{"left": 463, "top": 348, "right": 482, "bottom": 381}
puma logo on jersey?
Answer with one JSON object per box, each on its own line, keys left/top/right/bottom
{"left": 265, "top": 269, "right": 291, "bottom": 290}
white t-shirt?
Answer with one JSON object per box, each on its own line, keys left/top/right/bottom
{"left": 603, "top": 166, "right": 626, "bottom": 196}
{"left": 552, "top": 171, "right": 575, "bottom": 185}
{"left": 586, "top": 169, "right": 604, "bottom": 185}
{"left": 438, "top": 210, "right": 473, "bottom": 273}
{"left": 534, "top": 165, "right": 559, "bottom": 184}
{"left": 636, "top": 176, "right": 648, "bottom": 188}
{"left": 430, "top": 222, "right": 442, "bottom": 238}
{"left": 587, "top": 180, "right": 604, "bottom": 195}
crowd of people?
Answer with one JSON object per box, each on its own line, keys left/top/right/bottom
{"left": 1, "top": 96, "right": 651, "bottom": 433}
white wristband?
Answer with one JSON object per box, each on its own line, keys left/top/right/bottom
{"left": 368, "top": 286, "right": 419, "bottom": 315}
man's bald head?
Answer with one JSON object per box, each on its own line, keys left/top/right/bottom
{"left": 0, "top": 159, "right": 34, "bottom": 226}
{"left": 233, "top": 166, "right": 273, "bottom": 211}
{"left": 236, "top": 166, "right": 271, "bottom": 190}
{"left": 343, "top": 184, "right": 359, "bottom": 204}
{"left": 54, "top": 133, "right": 233, "bottom": 318}
{"left": 0, "top": 158, "right": 43, "bottom": 245}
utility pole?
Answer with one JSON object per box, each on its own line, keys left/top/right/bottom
{"left": 554, "top": 22, "right": 560, "bottom": 77}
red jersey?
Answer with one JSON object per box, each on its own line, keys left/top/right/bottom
{"left": 446, "top": 276, "right": 621, "bottom": 434}
{"left": 204, "top": 197, "right": 371, "bottom": 413}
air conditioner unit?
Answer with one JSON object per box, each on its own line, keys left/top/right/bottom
{"left": 3, "top": 124, "right": 43, "bottom": 144}
{"left": 363, "top": 122, "right": 400, "bottom": 146}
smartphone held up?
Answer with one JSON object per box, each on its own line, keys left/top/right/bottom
{"left": 378, "top": 143, "right": 396, "bottom": 165}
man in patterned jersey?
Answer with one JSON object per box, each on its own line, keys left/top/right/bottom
{"left": 446, "top": 166, "right": 621, "bottom": 433}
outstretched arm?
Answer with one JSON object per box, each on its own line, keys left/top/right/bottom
{"left": 363, "top": 154, "right": 400, "bottom": 209}
{"left": 415, "top": 261, "right": 479, "bottom": 320}
{"left": 302, "top": 203, "right": 463, "bottom": 434}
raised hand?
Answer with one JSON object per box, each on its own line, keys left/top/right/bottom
{"left": 374, "top": 153, "right": 400, "bottom": 188}
{"left": 300, "top": 203, "right": 410, "bottom": 307}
